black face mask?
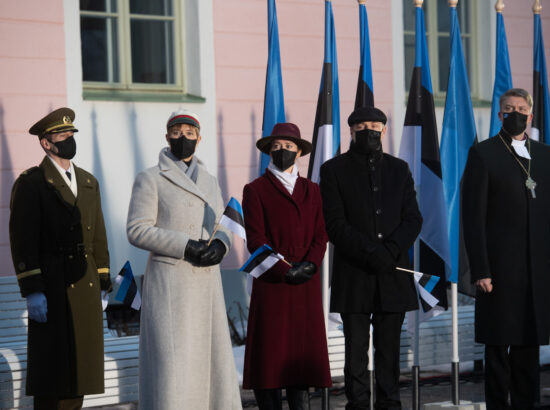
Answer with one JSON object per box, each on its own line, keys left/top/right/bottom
{"left": 502, "top": 111, "right": 529, "bottom": 136}
{"left": 271, "top": 149, "right": 297, "bottom": 171}
{"left": 353, "top": 128, "right": 382, "bottom": 155}
{"left": 169, "top": 135, "right": 197, "bottom": 160}
{"left": 51, "top": 136, "right": 76, "bottom": 159}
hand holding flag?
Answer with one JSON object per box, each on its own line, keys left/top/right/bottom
{"left": 207, "top": 197, "right": 246, "bottom": 245}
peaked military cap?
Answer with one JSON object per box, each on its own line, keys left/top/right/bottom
{"left": 29, "top": 107, "right": 79, "bottom": 137}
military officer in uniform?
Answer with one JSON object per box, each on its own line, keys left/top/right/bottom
{"left": 320, "top": 106, "right": 421, "bottom": 410}
{"left": 9, "top": 108, "right": 112, "bottom": 409}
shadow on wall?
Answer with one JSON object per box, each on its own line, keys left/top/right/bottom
{"left": 0, "top": 102, "right": 16, "bottom": 277}
{"left": 250, "top": 108, "right": 259, "bottom": 182}
{"left": 217, "top": 110, "right": 229, "bottom": 202}
{"left": 127, "top": 104, "right": 146, "bottom": 179}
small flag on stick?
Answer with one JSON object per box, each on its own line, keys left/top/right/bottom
{"left": 219, "top": 197, "right": 246, "bottom": 241}
{"left": 240, "top": 244, "right": 288, "bottom": 279}
{"left": 397, "top": 267, "right": 440, "bottom": 311}
{"left": 115, "top": 261, "right": 141, "bottom": 310}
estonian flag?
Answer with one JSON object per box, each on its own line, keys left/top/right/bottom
{"left": 115, "top": 261, "right": 141, "bottom": 310}
{"left": 532, "top": 10, "right": 550, "bottom": 143}
{"left": 354, "top": 0, "right": 374, "bottom": 108}
{"left": 240, "top": 244, "right": 284, "bottom": 279}
{"left": 219, "top": 197, "right": 246, "bottom": 241}
{"left": 398, "top": 3, "right": 449, "bottom": 316}
{"left": 489, "top": 9, "right": 513, "bottom": 139}
{"left": 440, "top": 5, "right": 476, "bottom": 286}
{"left": 307, "top": 0, "right": 340, "bottom": 183}
{"left": 413, "top": 271, "right": 440, "bottom": 312}
{"left": 260, "top": 0, "right": 286, "bottom": 175}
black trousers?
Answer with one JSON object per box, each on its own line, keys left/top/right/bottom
{"left": 34, "top": 396, "right": 84, "bottom": 410}
{"left": 253, "top": 388, "right": 310, "bottom": 410}
{"left": 341, "top": 312, "right": 405, "bottom": 410}
{"left": 484, "top": 345, "right": 539, "bottom": 410}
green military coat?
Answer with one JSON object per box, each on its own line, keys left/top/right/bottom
{"left": 9, "top": 157, "right": 111, "bottom": 397}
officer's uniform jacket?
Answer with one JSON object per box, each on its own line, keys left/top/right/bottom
{"left": 9, "top": 156, "right": 111, "bottom": 396}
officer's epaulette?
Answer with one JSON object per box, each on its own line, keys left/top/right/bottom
{"left": 20, "top": 166, "right": 40, "bottom": 177}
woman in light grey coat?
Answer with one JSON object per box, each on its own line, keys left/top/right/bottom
{"left": 127, "top": 110, "right": 242, "bottom": 410}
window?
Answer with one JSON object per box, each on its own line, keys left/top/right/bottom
{"left": 80, "top": 0, "right": 202, "bottom": 101}
{"left": 403, "top": 0, "right": 477, "bottom": 99}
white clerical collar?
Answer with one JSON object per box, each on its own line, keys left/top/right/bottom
{"left": 267, "top": 161, "right": 299, "bottom": 195}
{"left": 511, "top": 138, "right": 531, "bottom": 160}
{"left": 47, "top": 155, "right": 78, "bottom": 197}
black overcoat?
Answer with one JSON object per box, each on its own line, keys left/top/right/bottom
{"left": 320, "top": 149, "right": 422, "bottom": 313}
{"left": 9, "top": 157, "right": 111, "bottom": 396}
{"left": 462, "top": 135, "right": 550, "bottom": 345}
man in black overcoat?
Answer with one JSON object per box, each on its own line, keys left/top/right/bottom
{"left": 320, "top": 106, "right": 422, "bottom": 410}
{"left": 462, "top": 88, "right": 550, "bottom": 410}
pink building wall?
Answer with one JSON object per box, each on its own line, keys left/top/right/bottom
{"left": 0, "top": 1, "right": 68, "bottom": 276}
{"left": 214, "top": 0, "right": 395, "bottom": 269}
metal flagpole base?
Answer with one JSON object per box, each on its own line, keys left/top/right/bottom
{"left": 452, "top": 361, "right": 460, "bottom": 405}
{"left": 368, "top": 369, "right": 374, "bottom": 410}
{"left": 321, "top": 387, "right": 329, "bottom": 410}
{"left": 412, "top": 365, "right": 420, "bottom": 410}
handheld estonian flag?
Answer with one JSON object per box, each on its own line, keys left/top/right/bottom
{"left": 532, "top": 8, "right": 550, "bottom": 143}
{"left": 413, "top": 271, "right": 440, "bottom": 312}
{"left": 240, "top": 244, "right": 284, "bottom": 279}
{"left": 354, "top": 0, "right": 374, "bottom": 108}
{"left": 399, "top": 3, "right": 449, "bottom": 316}
{"left": 219, "top": 197, "right": 246, "bottom": 241}
{"left": 489, "top": 8, "right": 513, "bottom": 139}
{"left": 440, "top": 5, "right": 476, "bottom": 285}
{"left": 260, "top": 0, "right": 286, "bottom": 175}
{"left": 115, "top": 261, "right": 141, "bottom": 310}
{"left": 308, "top": 0, "right": 340, "bottom": 183}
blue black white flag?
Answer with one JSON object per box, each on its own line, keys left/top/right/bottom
{"left": 354, "top": 0, "right": 374, "bottom": 108}
{"left": 440, "top": 6, "right": 476, "bottom": 285}
{"left": 308, "top": 0, "right": 340, "bottom": 183}
{"left": 240, "top": 244, "right": 284, "bottom": 279}
{"left": 413, "top": 271, "right": 440, "bottom": 312}
{"left": 489, "top": 10, "right": 513, "bottom": 139}
{"left": 115, "top": 261, "right": 141, "bottom": 310}
{"left": 260, "top": 0, "right": 286, "bottom": 175}
{"left": 219, "top": 197, "right": 246, "bottom": 241}
{"left": 398, "top": 3, "right": 449, "bottom": 315}
{"left": 532, "top": 11, "right": 550, "bottom": 143}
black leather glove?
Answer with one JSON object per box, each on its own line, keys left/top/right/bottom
{"left": 199, "top": 239, "right": 226, "bottom": 267}
{"left": 184, "top": 239, "right": 208, "bottom": 265}
{"left": 368, "top": 244, "right": 396, "bottom": 274}
{"left": 285, "top": 261, "right": 316, "bottom": 285}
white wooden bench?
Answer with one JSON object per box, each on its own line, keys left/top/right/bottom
{"left": 0, "top": 276, "right": 139, "bottom": 409}
{"left": 327, "top": 306, "right": 484, "bottom": 377}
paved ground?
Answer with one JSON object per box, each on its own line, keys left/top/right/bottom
{"left": 91, "top": 367, "right": 550, "bottom": 409}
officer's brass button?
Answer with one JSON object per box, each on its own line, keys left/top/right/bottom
{"left": 87, "top": 179, "right": 91, "bottom": 183}
{"left": 85, "top": 254, "right": 88, "bottom": 259}
{"left": 89, "top": 282, "right": 93, "bottom": 287}
{"left": 70, "top": 284, "right": 75, "bottom": 288}
{"left": 87, "top": 226, "right": 91, "bottom": 231}
{"left": 68, "top": 255, "right": 73, "bottom": 259}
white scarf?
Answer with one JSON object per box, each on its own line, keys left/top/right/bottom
{"left": 267, "top": 161, "right": 299, "bottom": 195}
{"left": 511, "top": 138, "right": 531, "bottom": 160}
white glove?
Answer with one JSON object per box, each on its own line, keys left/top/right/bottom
{"left": 27, "top": 292, "right": 47, "bottom": 323}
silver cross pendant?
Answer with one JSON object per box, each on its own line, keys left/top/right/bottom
{"left": 526, "top": 177, "right": 537, "bottom": 199}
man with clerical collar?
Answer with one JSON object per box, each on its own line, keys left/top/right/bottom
{"left": 320, "top": 106, "right": 422, "bottom": 409}
{"left": 9, "top": 107, "right": 112, "bottom": 409}
{"left": 463, "top": 88, "right": 550, "bottom": 409}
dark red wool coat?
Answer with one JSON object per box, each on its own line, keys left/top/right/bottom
{"left": 242, "top": 170, "right": 332, "bottom": 389}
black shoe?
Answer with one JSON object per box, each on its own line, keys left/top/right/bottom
{"left": 286, "top": 388, "right": 310, "bottom": 410}
{"left": 254, "top": 388, "right": 282, "bottom": 410}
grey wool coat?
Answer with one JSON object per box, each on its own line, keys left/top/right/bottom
{"left": 127, "top": 148, "right": 241, "bottom": 410}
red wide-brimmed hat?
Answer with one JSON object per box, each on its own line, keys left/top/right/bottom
{"left": 255, "top": 122, "right": 312, "bottom": 156}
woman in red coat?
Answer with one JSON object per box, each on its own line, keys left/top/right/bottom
{"left": 242, "top": 123, "right": 331, "bottom": 410}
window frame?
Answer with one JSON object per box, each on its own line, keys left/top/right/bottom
{"left": 403, "top": 0, "right": 482, "bottom": 103}
{"left": 80, "top": 0, "right": 204, "bottom": 102}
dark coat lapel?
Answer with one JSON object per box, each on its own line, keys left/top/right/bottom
{"left": 264, "top": 169, "right": 306, "bottom": 207}
{"left": 40, "top": 157, "right": 76, "bottom": 209}
{"left": 74, "top": 165, "right": 96, "bottom": 206}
